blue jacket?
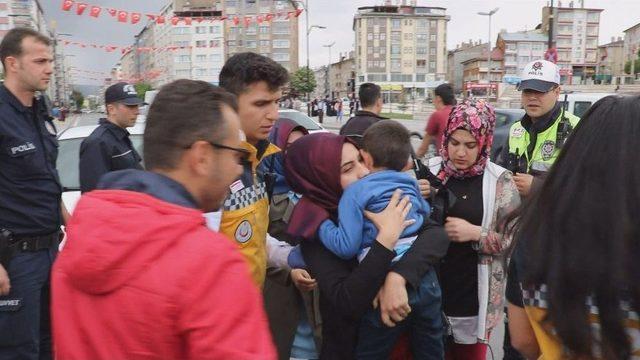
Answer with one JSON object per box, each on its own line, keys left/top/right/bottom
{"left": 318, "top": 170, "right": 430, "bottom": 261}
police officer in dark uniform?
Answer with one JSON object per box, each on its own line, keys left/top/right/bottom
{"left": 79, "top": 82, "right": 143, "bottom": 193}
{"left": 0, "top": 28, "right": 65, "bottom": 360}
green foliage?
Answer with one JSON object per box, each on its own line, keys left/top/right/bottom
{"left": 290, "top": 67, "right": 317, "bottom": 96}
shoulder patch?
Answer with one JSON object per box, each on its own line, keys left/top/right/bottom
{"left": 511, "top": 127, "right": 525, "bottom": 138}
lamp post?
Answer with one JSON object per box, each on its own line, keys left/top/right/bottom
{"left": 323, "top": 42, "right": 335, "bottom": 99}
{"left": 296, "top": 0, "right": 325, "bottom": 115}
{"left": 478, "top": 8, "right": 499, "bottom": 98}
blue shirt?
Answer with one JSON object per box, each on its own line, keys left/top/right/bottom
{"left": 318, "top": 170, "right": 429, "bottom": 261}
{"left": 79, "top": 118, "right": 143, "bottom": 193}
{"left": 0, "top": 85, "right": 62, "bottom": 236}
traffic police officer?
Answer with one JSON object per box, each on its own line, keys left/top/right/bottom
{"left": 499, "top": 59, "right": 580, "bottom": 197}
{"left": 0, "top": 28, "right": 65, "bottom": 359}
{"left": 79, "top": 82, "right": 143, "bottom": 193}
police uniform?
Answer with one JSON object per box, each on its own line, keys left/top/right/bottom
{"left": 0, "top": 84, "right": 61, "bottom": 359}
{"left": 79, "top": 82, "right": 144, "bottom": 193}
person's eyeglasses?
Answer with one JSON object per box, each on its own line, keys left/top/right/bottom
{"left": 183, "top": 141, "right": 251, "bottom": 164}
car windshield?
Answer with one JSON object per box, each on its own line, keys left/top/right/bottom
{"left": 279, "top": 111, "right": 322, "bottom": 131}
{"left": 57, "top": 135, "right": 144, "bottom": 191}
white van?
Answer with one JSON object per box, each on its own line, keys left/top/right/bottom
{"left": 558, "top": 92, "right": 613, "bottom": 118}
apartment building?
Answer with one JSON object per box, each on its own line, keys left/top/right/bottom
{"left": 496, "top": 30, "right": 548, "bottom": 80}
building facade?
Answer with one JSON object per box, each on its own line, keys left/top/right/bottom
{"left": 353, "top": 4, "right": 450, "bottom": 101}
{"left": 597, "top": 37, "right": 625, "bottom": 83}
{"left": 623, "top": 22, "right": 640, "bottom": 77}
{"left": 496, "top": 30, "right": 548, "bottom": 80}
{"left": 328, "top": 51, "right": 355, "bottom": 99}
{"left": 542, "top": 5, "right": 602, "bottom": 83}
{"left": 461, "top": 47, "right": 503, "bottom": 96}
{"left": 447, "top": 40, "right": 486, "bottom": 93}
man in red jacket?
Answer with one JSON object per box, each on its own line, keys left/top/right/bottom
{"left": 51, "top": 80, "right": 276, "bottom": 359}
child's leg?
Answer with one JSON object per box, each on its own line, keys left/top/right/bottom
{"left": 356, "top": 307, "right": 408, "bottom": 359}
{"left": 409, "top": 268, "right": 445, "bottom": 359}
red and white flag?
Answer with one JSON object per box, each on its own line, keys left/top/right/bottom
{"left": 89, "top": 5, "right": 101, "bottom": 18}
{"left": 61, "top": 0, "right": 74, "bottom": 12}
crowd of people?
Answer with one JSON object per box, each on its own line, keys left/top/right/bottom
{"left": 0, "top": 27, "right": 639, "bottom": 360}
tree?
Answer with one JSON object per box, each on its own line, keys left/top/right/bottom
{"left": 290, "top": 67, "right": 317, "bottom": 97}
{"left": 71, "top": 90, "right": 84, "bottom": 110}
{"left": 624, "top": 48, "right": 640, "bottom": 75}
{"left": 134, "top": 82, "right": 153, "bottom": 100}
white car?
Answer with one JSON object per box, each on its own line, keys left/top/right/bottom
{"left": 558, "top": 92, "right": 613, "bottom": 118}
{"left": 57, "top": 122, "right": 146, "bottom": 213}
{"left": 57, "top": 112, "right": 325, "bottom": 213}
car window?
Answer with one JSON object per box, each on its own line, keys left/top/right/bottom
{"left": 278, "top": 111, "right": 322, "bottom": 131}
{"left": 495, "top": 113, "right": 510, "bottom": 127}
{"left": 57, "top": 135, "right": 144, "bottom": 191}
{"left": 573, "top": 101, "right": 592, "bottom": 118}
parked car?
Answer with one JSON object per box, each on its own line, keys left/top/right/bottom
{"left": 557, "top": 92, "right": 612, "bottom": 118}
{"left": 491, "top": 108, "right": 526, "bottom": 162}
{"left": 57, "top": 110, "right": 324, "bottom": 213}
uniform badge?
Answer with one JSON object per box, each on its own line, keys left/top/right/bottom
{"left": 234, "top": 220, "right": 253, "bottom": 243}
{"left": 512, "top": 127, "right": 525, "bottom": 138}
{"left": 541, "top": 140, "right": 556, "bottom": 161}
{"left": 229, "top": 179, "right": 245, "bottom": 194}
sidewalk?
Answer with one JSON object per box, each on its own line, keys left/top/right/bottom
{"left": 313, "top": 113, "right": 430, "bottom": 134}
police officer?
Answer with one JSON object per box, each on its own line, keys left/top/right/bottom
{"left": 499, "top": 59, "right": 580, "bottom": 197}
{"left": 500, "top": 59, "right": 580, "bottom": 360}
{"left": 79, "top": 82, "right": 143, "bottom": 193}
{"left": 0, "top": 28, "right": 66, "bottom": 359}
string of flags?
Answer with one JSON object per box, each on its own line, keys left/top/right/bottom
{"left": 61, "top": 39, "right": 224, "bottom": 55}
{"left": 61, "top": 0, "right": 303, "bottom": 26}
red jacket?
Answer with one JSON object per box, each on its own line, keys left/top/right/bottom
{"left": 52, "top": 190, "right": 276, "bottom": 359}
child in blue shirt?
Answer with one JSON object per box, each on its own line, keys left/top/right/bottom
{"left": 318, "top": 121, "right": 430, "bottom": 262}
{"left": 318, "top": 120, "right": 444, "bottom": 359}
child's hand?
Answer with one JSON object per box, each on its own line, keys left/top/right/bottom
{"left": 291, "top": 269, "right": 317, "bottom": 292}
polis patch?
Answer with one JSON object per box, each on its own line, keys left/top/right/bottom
{"left": 511, "top": 127, "right": 525, "bottom": 138}
{"left": 541, "top": 140, "right": 556, "bottom": 161}
{"left": 234, "top": 220, "right": 253, "bottom": 243}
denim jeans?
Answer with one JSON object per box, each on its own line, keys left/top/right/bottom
{"left": 0, "top": 248, "right": 56, "bottom": 360}
{"left": 356, "top": 268, "right": 444, "bottom": 359}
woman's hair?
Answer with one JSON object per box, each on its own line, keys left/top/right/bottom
{"left": 510, "top": 95, "right": 640, "bottom": 359}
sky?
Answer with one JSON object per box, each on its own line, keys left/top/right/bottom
{"left": 42, "top": 0, "right": 640, "bottom": 85}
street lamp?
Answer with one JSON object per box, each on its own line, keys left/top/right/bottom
{"left": 478, "top": 8, "right": 499, "bottom": 98}
{"left": 323, "top": 42, "right": 335, "bottom": 99}
{"left": 295, "top": 0, "right": 326, "bottom": 114}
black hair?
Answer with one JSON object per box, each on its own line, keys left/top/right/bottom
{"left": 362, "top": 120, "right": 411, "bottom": 171}
{"left": 507, "top": 95, "right": 640, "bottom": 359}
{"left": 358, "top": 82, "right": 382, "bottom": 108}
{"left": 0, "top": 27, "right": 51, "bottom": 70}
{"left": 219, "top": 52, "right": 289, "bottom": 95}
{"left": 434, "top": 83, "right": 456, "bottom": 106}
{"left": 143, "top": 79, "right": 238, "bottom": 170}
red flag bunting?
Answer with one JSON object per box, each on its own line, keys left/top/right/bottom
{"left": 63, "top": 40, "right": 70, "bottom": 45}
{"left": 257, "top": 15, "right": 264, "bottom": 24}
{"left": 265, "top": 13, "right": 273, "bottom": 22}
{"left": 244, "top": 17, "right": 251, "bottom": 27}
{"left": 156, "top": 16, "right": 165, "bottom": 24}
{"left": 62, "top": 0, "right": 74, "bottom": 11}
{"left": 107, "top": 8, "right": 117, "bottom": 17}
{"left": 131, "top": 12, "right": 141, "bottom": 24}
{"left": 89, "top": 5, "right": 101, "bottom": 17}
{"left": 146, "top": 14, "right": 156, "bottom": 21}
{"left": 219, "top": 16, "right": 228, "bottom": 21}
{"left": 233, "top": 16, "right": 240, "bottom": 26}
{"left": 117, "top": 10, "right": 128, "bottom": 23}
{"left": 295, "top": 8, "right": 303, "bottom": 17}
{"left": 183, "top": 17, "right": 192, "bottom": 25}
{"left": 195, "top": 17, "right": 204, "bottom": 23}
{"left": 76, "top": 3, "right": 87, "bottom": 15}
{"left": 170, "top": 17, "right": 179, "bottom": 25}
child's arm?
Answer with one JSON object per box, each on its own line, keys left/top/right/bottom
{"left": 317, "top": 190, "right": 365, "bottom": 260}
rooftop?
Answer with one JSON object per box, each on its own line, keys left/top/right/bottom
{"left": 499, "top": 30, "right": 548, "bottom": 43}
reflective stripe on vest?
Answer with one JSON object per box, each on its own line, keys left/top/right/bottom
{"left": 508, "top": 111, "right": 580, "bottom": 173}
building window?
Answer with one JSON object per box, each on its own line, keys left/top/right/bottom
{"left": 532, "top": 43, "right": 543, "bottom": 51}
{"left": 196, "top": 26, "right": 207, "bottom": 34}
{"left": 391, "top": 44, "right": 401, "bottom": 55}
{"left": 430, "top": 34, "right": 437, "bottom": 41}
{"left": 273, "top": 53, "right": 290, "bottom": 61}
{"left": 210, "top": 54, "right": 222, "bottom": 62}
{"left": 273, "top": 23, "right": 289, "bottom": 35}
{"left": 195, "top": 40, "right": 207, "bottom": 48}
{"left": 403, "top": 60, "right": 412, "bottom": 67}
{"left": 259, "top": 26, "right": 270, "bottom": 34}
{"left": 367, "top": 47, "right": 373, "bottom": 54}
{"left": 391, "top": 59, "right": 401, "bottom": 71}
{"left": 380, "top": 32, "right": 386, "bottom": 41}
{"left": 196, "top": 54, "right": 207, "bottom": 62}
{"left": 416, "top": 74, "right": 426, "bottom": 82}
{"left": 518, "top": 56, "right": 530, "bottom": 63}
{"left": 392, "top": 19, "right": 401, "bottom": 29}
{"left": 209, "top": 40, "right": 221, "bottom": 48}
{"left": 518, "top": 43, "right": 530, "bottom": 50}
{"left": 416, "top": 47, "right": 427, "bottom": 54}
{"left": 430, "top": 61, "right": 436, "bottom": 70}
{"left": 174, "top": 55, "right": 190, "bottom": 63}
{"left": 246, "top": 26, "right": 257, "bottom": 35}
{"left": 404, "top": 33, "right": 413, "bottom": 40}
{"left": 367, "top": 61, "right": 374, "bottom": 68}
{"left": 417, "top": 59, "right": 426, "bottom": 67}
{"left": 416, "top": 34, "right": 428, "bottom": 41}
{"left": 404, "top": 47, "right": 413, "bottom": 54}
{"left": 430, "top": 20, "right": 437, "bottom": 28}
{"left": 273, "top": 39, "right": 290, "bottom": 48}
{"left": 430, "top": 48, "right": 436, "bottom": 55}
{"left": 506, "top": 43, "right": 516, "bottom": 51}
{"left": 379, "top": 46, "right": 386, "bottom": 54}
{"left": 367, "top": 33, "right": 373, "bottom": 40}
{"left": 195, "top": 68, "right": 207, "bottom": 76}
{"left": 226, "top": 0, "right": 237, "bottom": 7}
{"left": 587, "top": 11, "right": 599, "bottom": 22}
{"left": 210, "top": 26, "right": 221, "bottom": 34}
{"left": 359, "top": 76, "right": 365, "bottom": 82}
{"left": 367, "top": 74, "right": 387, "bottom": 81}
{"left": 227, "top": 40, "right": 237, "bottom": 46}
{"left": 246, "top": 40, "right": 257, "bottom": 48}
{"left": 173, "top": 27, "right": 190, "bottom": 35}
{"left": 259, "top": 40, "right": 270, "bottom": 47}
{"left": 379, "top": 60, "right": 386, "bottom": 68}
{"left": 175, "top": 69, "right": 191, "bottom": 77}
{"left": 417, "top": 19, "right": 427, "bottom": 28}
